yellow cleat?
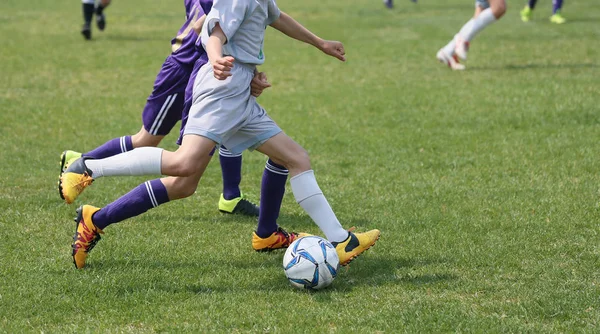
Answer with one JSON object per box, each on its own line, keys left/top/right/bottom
{"left": 550, "top": 13, "right": 566, "bottom": 24}
{"left": 520, "top": 6, "right": 532, "bottom": 22}
{"left": 252, "top": 227, "right": 310, "bottom": 252}
{"left": 72, "top": 205, "right": 104, "bottom": 269}
{"left": 59, "top": 157, "right": 94, "bottom": 204}
{"left": 218, "top": 193, "right": 259, "bottom": 217}
{"left": 333, "top": 229, "right": 380, "bottom": 266}
{"left": 60, "top": 150, "right": 82, "bottom": 174}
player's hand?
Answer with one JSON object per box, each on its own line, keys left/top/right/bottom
{"left": 250, "top": 72, "right": 271, "bottom": 97}
{"left": 320, "top": 40, "right": 346, "bottom": 62}
{"left": 212, "top": 56, "right": 234, "bottom": 80}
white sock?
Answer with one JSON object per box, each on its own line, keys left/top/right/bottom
{"left": 290, "top": 170, "right": 349, "bottom": 243}
{"left": 457, "top": 18, "right": 475, "bottom": 41}
{"left": 86, "top": 147, "right": 163, "bottom": 178}
{"left": 462, "top": 9, "right": 496, "bottom": 42}
{"left": 442, "top": 36, "right": 457, "bottom": 56}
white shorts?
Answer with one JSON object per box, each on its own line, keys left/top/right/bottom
{"left": 184, "top": 62, "right": 281, "bottom": 155}
{"left": 476, "top": 0, "right": 490, "bottom": 9}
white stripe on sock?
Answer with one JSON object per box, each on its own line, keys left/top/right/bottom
{"left": 219, "top": 147, "right": 242, "bottom": 157}
{"left": 150, "top": 95, "right": 173, "bottom": 135}
{"left": 265, "top": 161, "right": 288, "bottom": 175}
{"left": 144, "top": 181, "right": 158, "bottom": 207}
{"left": 120, "top": 136, "right": 126, "bottom": 153}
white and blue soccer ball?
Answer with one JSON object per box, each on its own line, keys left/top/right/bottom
{"left": 283, "top": 236, "right": 339, "bottom": 290}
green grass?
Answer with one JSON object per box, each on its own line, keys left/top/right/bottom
{"left": 1, "top": 0, "right": 600, "bottom": 332}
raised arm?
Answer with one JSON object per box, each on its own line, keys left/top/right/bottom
{"left": 269, "top": 11, "right": 346, "bottom": 62}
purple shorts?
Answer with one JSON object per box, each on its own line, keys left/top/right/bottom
{"left": 142, "top": 56, "right": 193, "bottom": 136}
{"left": 177, "top": 54, "right": 209, "bottom": 145}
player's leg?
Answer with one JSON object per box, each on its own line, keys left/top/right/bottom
{"left": 95, "top": 0, "right": 111, "bottom": 31}
{"left": 383, "top": 0, "right": 393, "bottom": 9}
{"left": 255, "top": 132, "right": 380, "bottom": 265}
{"left": 80, "top": 0, "right": 95, "bottom": 40}
{"left": 60, "top": 132, "right": 215, "bottom": 204}
{"left": 521, "top": 0, "right": 537, "bottom": 22}
{"left": 455, "top": 0, "right": 506, "bottom": 60}
{"left": 217, "top": 147, "right": 259, "bottom": 216}
{"left": 251, "top": 158, "right": 309, "bottom": 251}
{"left": 72, "top": 167, "right": 207, "bottom": 269}
{"left": 550, "top": 0, "right": 566, "bottom": 24}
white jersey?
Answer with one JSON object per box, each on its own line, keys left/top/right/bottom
{"left": 201, "top": 0, "right": 281, "bottom": 65}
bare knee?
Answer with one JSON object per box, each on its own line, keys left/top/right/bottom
{"left": 131, "top": 127, "right": 164, "bottom": 148}
{"left": 162, "top": 177, "right": 198, "bottom": 200}
{"left": 277, "top": 147, "right": 311, "bottom": 175}
{"left": 491, "top": 1, "right": 506, "bottom": 18}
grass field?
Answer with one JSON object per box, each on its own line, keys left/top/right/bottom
{"left": 1, "top": 0, "right": 600, "bottom": 332}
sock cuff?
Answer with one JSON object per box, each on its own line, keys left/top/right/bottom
{"left": 146, "top": 179, "right": 169, "bottom": 206}
{"left": 290, "top": 170, "right": 322, "bottom": 203}
{"left": 122, "top": 136, "right": 133, "bottom": 153}
{"left": 266, "top": 159, "right": 288, "bottom": 175}
{"left": 219, "top": 146, "right": 242, "bottom": 158}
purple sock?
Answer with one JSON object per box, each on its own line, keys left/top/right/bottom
{"left": 528, "top": 0, "right": 538, "bottom": 9}
{"left": 83, "top": 136, "right": 133, "bottom": 159}
{"left": 256, "top": 159, "right": 288, "bottom": 238}
{"left": 219, "top": 147, "right": 242, "bottom": 200}
{"left": 552, "top": 0, "right": 563, "bottom": 13}
{"left": 92, "top": 179, "right": 169, "bottom": 230}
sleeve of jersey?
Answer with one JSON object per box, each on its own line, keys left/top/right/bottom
{"left": 204, "top": 0, "right": 248, "bottom": 43}
{"left": 266, "top": 0, "right": 281, "bottom": 25}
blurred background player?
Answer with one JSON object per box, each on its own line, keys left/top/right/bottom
{"left": 62, "top": 0, "right": 260, "bottom": 216}
{"left": 81, "top": 0, "right": 111, "bottom": 40}
{"left": 436, "top": 0, "right": 506, "bottom": 70}
{"left": 521, "top": 0, "right": 566, "bottom": 24}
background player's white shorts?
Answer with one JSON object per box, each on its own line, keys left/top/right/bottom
{"left": 184, "top": 62, "right": 282, "bottom": 155}
{"left": 476, "top": 0, "right": 490, "bottom": 9}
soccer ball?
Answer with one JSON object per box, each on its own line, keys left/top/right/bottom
{"left": 282, "top": 236, "right": 339, "bottom": 290}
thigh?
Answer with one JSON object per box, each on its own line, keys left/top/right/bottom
{"left": 255, "top": 132, "right": 307, "bottom": 168}
{"left": 222, "top": 103, "right": 282, "bottom": 155}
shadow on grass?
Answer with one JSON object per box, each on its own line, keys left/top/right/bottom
{"left": 470, "top": 63, "right": 598, "bottom": 71}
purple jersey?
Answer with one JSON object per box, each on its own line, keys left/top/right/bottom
{"left": 170, "top": 0, "right": 207, "bottom": 66}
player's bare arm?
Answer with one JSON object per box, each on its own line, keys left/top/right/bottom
{"left": 207, "top": 23, "right": 234, "bottom": 80}
{"left": 269, "top": 12, "right": 346, "bottom": 62}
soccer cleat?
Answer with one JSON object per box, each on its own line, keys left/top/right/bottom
{"left": 550, "top": 12, "right": 566, "bottom": 24}
{"left": 520, "top": 6, "right": 533, "bottom": 22}
{"left": 96, "top": 13, "right": 106, "bottom": 31}
{"left": 436, "top": 50, "right": 466, "bottom": 71}
{"left": 72, "top": 205, "right": 104, "bottom": 269}
{"left": 383, "top": 0, "right": 393, "bottom": 9}
{"left": 252, "top": 227, "right": 310, "bottom": 252}
{"left": 218, "top": 193, "right": 259, "bottom": 217}
{"left": 59, "top": 157, "right": 94, "bottom": 204}
{"left": 454, "top": 36, "right": 470, "bottom": 61}
{"left": 81, "top": 23, "right": 91, "bottom": 40}
{"left": 332, "top": 229, "right": 380, "bottom": 266}
{"left": 60, "top": 150, "right": 83, "bottom": 174}
{"left": 58, "top": 150, "right": 83, "bottom": 200}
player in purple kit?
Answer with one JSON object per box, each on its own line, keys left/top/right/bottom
{"left": 61, "top": 0, "right": 261, "bottom": 216}
{"left": 80, "top": 0, "right": 111, "bottom": 40}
